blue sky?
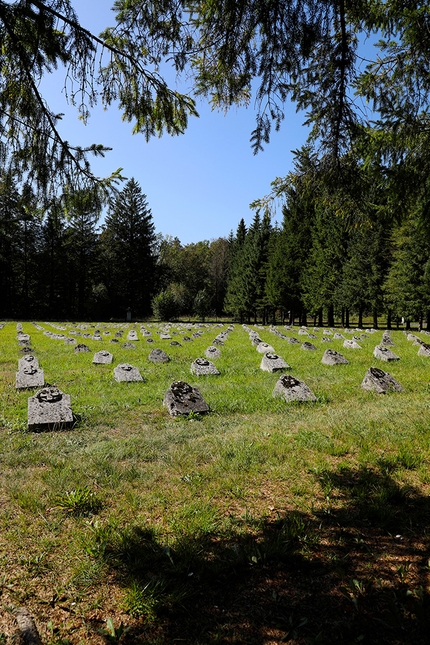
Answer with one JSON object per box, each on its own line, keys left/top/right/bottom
{"left": 42, "top": 2, "right": 313, "bottom": 243}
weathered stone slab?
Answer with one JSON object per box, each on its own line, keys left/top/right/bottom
{"left": 182, "top": 336, "right": 193, "bottom": 342}
{"left": 149, "top": 348, "right": 170, "bottom": 363}
{"left": 322, "top": 349, "right": 348, "bottom": 365}
{"left": 343, "top": 340, "right": 362, "bottom": 349}
{"left": 381, "top": 332, "right": 394, "bottom": 346}
{"left": 16, "top": 364, "right": 44, "bottom": 389}
{"left": 191, "top": 358, "right": 220, "bottom": 376}
{"left": 113, "top": 363, "right": 143, "bottom": 382}
{"left": 256, "top": 342, "right": 275, "bottom": 354}
{"left": 333, "top": 333, "right": 345, "bottom": 340}
{"left": 18, "top": 355, "right": 39, "bottom": 370}
{"left": 205, "top": 346, "right": 221, "bottom": 359}
{"left": 164, "top": 381, "right": 210, "bottom": 417}
{"left": 272, "top": 374, "right": 317, "bottom": 402}
{"left": 20, "top": 346, "right": 34, "bottom": 354}
{"left": 418, "top": 342, "right": 430, "bottom": 357}
{"left": 17, "top": 333, "right": 30, "bottom": 342}
{"left": 28, "top": 387, "right": 73, "bottom": 431}
{"left": 170, "top": 340, "right": 182, "bottom": 347}
{"left": 147, "top": 338, "right": 155, "bottom": 343}
{"left": 212, "top": 338, "right": 224, "bottom": 346}
{"left": 361, "top": 367, "right": 403, "bottom": 393}
{"left": 301, "top": 342, "right": 317, "bottom": 351}
{"left": 127, "top": 330, "right": 139, "bottom": 341}
{"left": 92, "top": 335, "right": 102, "bottom": 341}
{"left": 287, "top": 337, "right": 300, "bottom": 344}
{"left": 74, "top": 343, "right": 90, "bottom": 353}
{"left": 110, "top": 338, "right": 120, "bottom": 344}
{"left": 373, "top": 345, "right": 400, "bottom": 362}
{"left": 260, "top": 353, "right": 291, "bottom": 372}
{"left": 160, "top": 333, "right": 171, "bottom": 340}
{"left": 321, "top": 337, "right": 332, "bottom": 342}
{"left": 122, "top": 342, "right": 136, "bottom": 349}
{"left": 93, "top": 350, "right": 113, "bottom": 364}
{"left": 298, "top": 328, "right": 308, "bottom": 335}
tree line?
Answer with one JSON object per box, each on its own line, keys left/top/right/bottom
{"left": 2, "top": 148, "right": 430, "bottom": 328}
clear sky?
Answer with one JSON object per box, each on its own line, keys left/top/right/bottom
{"left": 42, "top": 2, "right": 312, "bottom": 244}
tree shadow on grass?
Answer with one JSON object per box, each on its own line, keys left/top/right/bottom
{"left": 94, "top": 465, "right": 430, "bottom": 645}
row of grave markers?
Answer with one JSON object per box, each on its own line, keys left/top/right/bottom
{"left": 4, "top": 321, "right": 430, "bottom": 431}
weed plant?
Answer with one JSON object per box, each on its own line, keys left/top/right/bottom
{"left": 1, "top": 320, "right": 430, "bottom": 644}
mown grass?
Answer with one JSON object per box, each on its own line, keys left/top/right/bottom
{"left": 1, "top": 320, "right": 429, "bottom": 644}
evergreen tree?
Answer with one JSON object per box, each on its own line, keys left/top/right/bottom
{"left": 101, "top": 178, "right": 157, "bottom": 317}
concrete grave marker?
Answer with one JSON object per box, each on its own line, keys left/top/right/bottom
{"left": 74, "top": 343, "right": 90, "bottom": 353}
{"left": 343, "top": 340, "right": 362, "bottom": 349}
{"left": 170, "top": 340, "right": 182, "bottom": 346}
{"left": 205, "top": 346, "right": 221, "bottom": 359}
{"left": 322, "top": 349, "right": 348, "bottom": 365}
{"left": 122, "top": 342, "right": 136, "bottom": 349}
{"left": 149, "top": 348, "right": 170, "bottom": 363}
{"left": 418, "top": 342, "right": 430, "bottom": 357}
{"left": 93, "top": 350, "right": 113, "bottom": 364}
{"left": 18, "top": 355, "right": 39, "bottom": 370}
{"left": 127, "top": 330, "right": 139, "bottom": 341}
{"left": 333, "top": 333, "right": 345, "bottom": 340}
{"left": 16, "top": 362, "right": 44, "bottom": 389}
{"left": 373, "top": 345, "right": 400, "bottom": 362}
{"left": 273, "top": 374, "right": 317, "bottom": 402}
{"left": 260, "top": 352, "right": 291, "bottom": 372}
{"left": 361, "top": 367, "right": 403, "bottom": 393}
{"left": 301, "top": 342, "right": 317, "bottom": 351}
{"left": 381, "top": 332, "right": 395, "bottom": 346}
{"left": 164, "top": 381, "right": 210, "bottom": 417}
{"left": 191, "top": 358, "right": 220, "bottom": 375}
{"left": 256, "top": 342, "right": 275, "bottom": 354}
{"left": 113, "top": 363, "right": 143, "bottom": 382}
{"left": 287, "top": 337, "right": 300, "bottom": 344}
{"left": 28, "top": 387, "right": 73, "bottom": 431}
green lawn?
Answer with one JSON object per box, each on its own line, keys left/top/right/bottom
{"left": 1, "top": 321, "right": 429, "bottom": 644}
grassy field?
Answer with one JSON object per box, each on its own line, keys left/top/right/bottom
{"left": 0, "top": 321, "right": 429, "bottom": 645}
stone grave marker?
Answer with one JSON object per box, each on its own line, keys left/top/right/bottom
{"left": 182, "top": 336, "right": 193, "bottom": 342}
{"left": 418, "top": 342, "right": 430, "bottom": 357}
{"left": 381, "top": 332, "right": 394, "bottom": 346}
{"left": 18, "top": 355, "right": 39, "bottom": 370}
{"left": 301, "top": 341, "right": 317, "bottom": 351}
{"left": 64, "top": 337, "right": 76, "bottom": 344}
{"left": 373, "top": 345, "right": 400, "bottom": 362}
{"left": 113, "top": 363, "right": 143, "bottom": 382}
{"left": 127, "top": 330, "right": 139, "bottom": 341}
{"left": 260, "top": 352, "right": 291, "bottom": 372}
{"left": 28, "top": 387, "right": 73, "bottom": 431}
{"left": 191, "top": 358, "right": 220, "bottom": 376}
{"left": 212, "top": 338, "right": 224, "bottom": 346}
{"left": 164, "top": 381, "right": 210, "bottom": 417}
{"left": 122, "top": 342, "right": 136, "bottom": 349}
{"left": 149, "top": 348, "right": 170, "bottom": 363}
{"left": 273, "top": 374, "right": 317, "bottom": 402}
{"left": 111, "top": 338, "right": 120, "bottom": 344}
{"left": 205, "top": 346, "right": 221, "bottom": 359}
{"left": 170, "top": 340, "right": 182, "bottom": 347}
{"left": 322, "top": 349, "right": 348, "bottom": 365}
{"left": 333, "top": 333, "right": 345, "bottom": 340}
{"left": 343, "top": 339, "right": 362, "bottom": 349}
{"left": 287, "top": 337, "right": 300, "bottom": 344}
{"left": 93, "top": 350, "right": 113, "bottom": 364}
{"left": 74, "top": 343, "right": 90, "bottom": 353}
{"left": 160, "top": 333, "right": 172, "bottom": 340}
{"left": 20, "top": 346, "right": 34, "bottom": 354}
{"left": 361, "top": 367, "right": 403, "bottom": 393}
{"left": 256, "top": 342, "right": 275, "bottom": 354}
{"left": 16, "top": 361, "right": 44, "bottom": 389}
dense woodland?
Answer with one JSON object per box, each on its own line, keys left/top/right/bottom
{"left": 2, "top": 146, "right": 430, "bottom": 328}
{"left": 1, "top": 2, "right": 430, "bottom": 328}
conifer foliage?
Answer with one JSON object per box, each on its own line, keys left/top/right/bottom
{"left": 101, "top": 178, "right": 157, "bottom": 317}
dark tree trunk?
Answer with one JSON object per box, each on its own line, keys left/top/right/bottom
{"left": 358, "top": 308, "right": 363, "bottom": 329}
{"left": 373, "top": 308, "right": 378, "bottom": 329}
{"left": 327, "top": 303, "right": 334, "bottom": 327}
{"left": 345, "top": 308, "right": 350, "bottom": 328}
{"left": 386, "top": 311, "right": 392, "bottom": 330}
